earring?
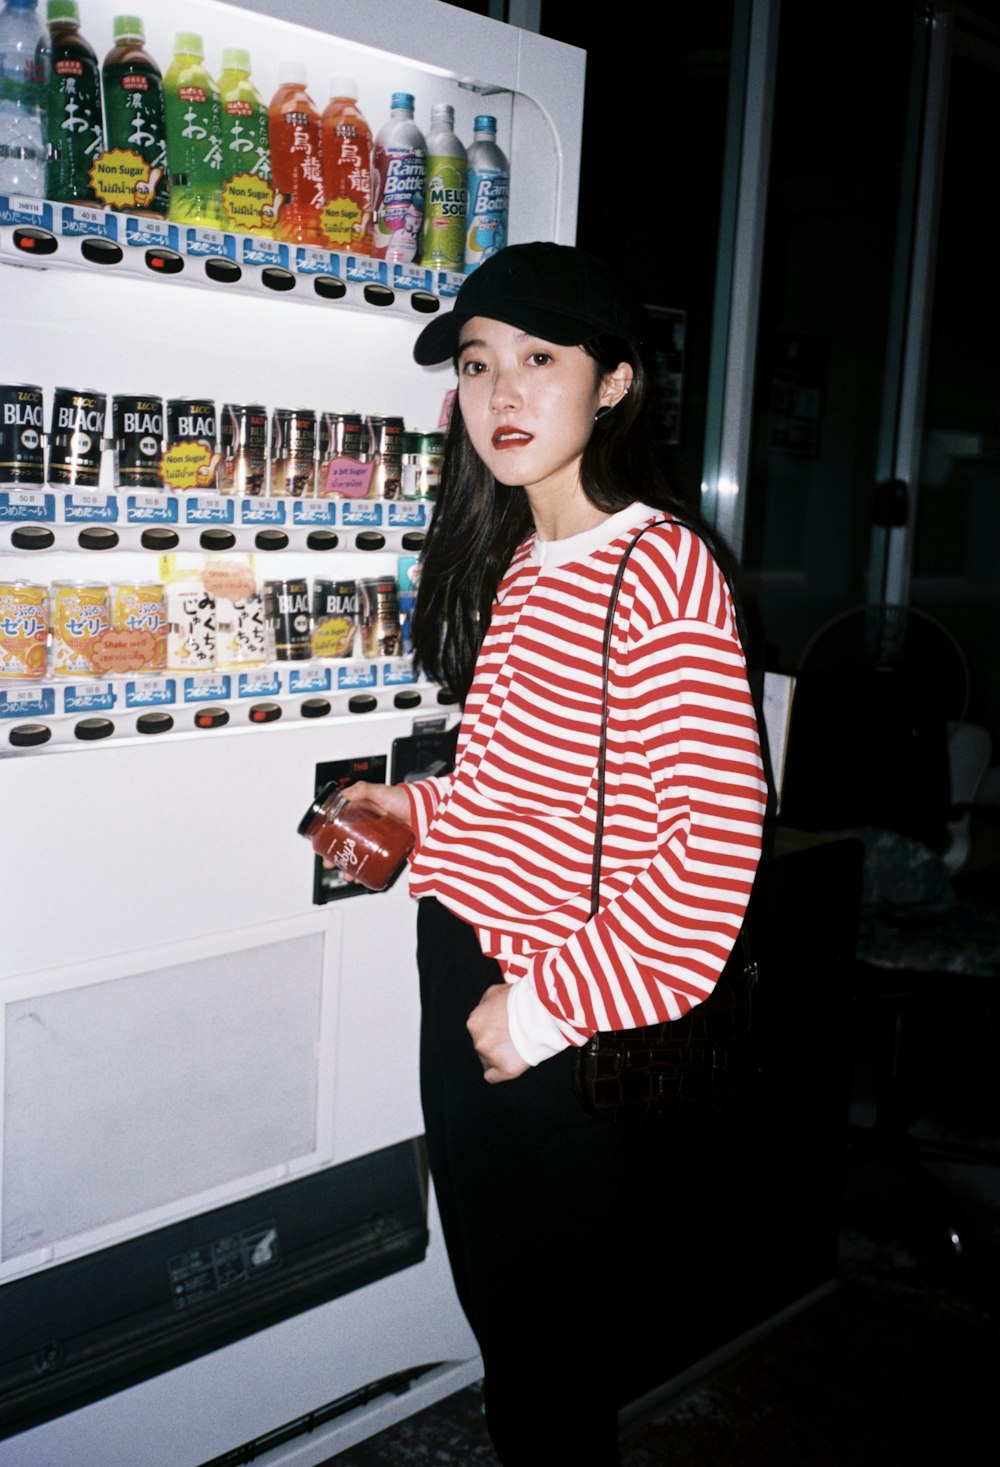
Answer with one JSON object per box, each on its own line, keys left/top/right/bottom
{"left": 594, "top": 404, "right": 614, "bottom": 423}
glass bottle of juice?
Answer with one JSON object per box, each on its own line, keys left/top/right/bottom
{"left": 99, "top": 13, "right": 168, "bottom": 214}
{"left": 217, "top": 46, "right": 274, "bottom": 235}
{"left": 163, "top": 31, "right": 224, "bottom": 227}
{"left": 268, "top": 61, "right": 325, "bottom": 247}
{"left": 320, "top": 76, "right": 372, "bottom": 254}
{"left": 371, "top": 91, "right": 425, "bottom": 263}
{"left": 40, "top": 0, "right": 104, "bottom": 204}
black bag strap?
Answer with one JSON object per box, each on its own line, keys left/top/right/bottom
{"left": 588, "top": 517, "right": 757, "bottom": 982}
{"left": 590, "top": 520, "right": 669, "bottom": 918}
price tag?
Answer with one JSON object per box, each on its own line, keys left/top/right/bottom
{"left": 126, "top": 493, "right": 178, "bottom": 524}
{"left": 62, "top": 682, "right": 116, "bottom": 713}
{"left": 0, "top": 489, "right": 55, "bottom": 521}
{"left": 182, "top": 673, "right": 232, "bottom": 703}
{"left": 289, "top": 665, "right": 331, "bottom": 694}
{"left": 237, "top": 669, "right": 282, "bottom": 698}
{"left": 0, "top": 685, "right": 55, "bottom": 717}
{"left": 240, "top": 498, "right": 286, "bottom": 525}
{"left": 124, "top": 678, "right": 176, "bottom": 708}
{"left": 292, "top": 499, "right": 337, "bottom": 525}
{"left": 341, "top": 497, "right": 383, "bottom": 526}
{"left": 336, "top": 661, "right": 378, "bottom": 690}
{"left": 63, "top": 492, "right": 119, "bottom": 523}
{"left": 183, "top": 494, "right": 234, "bottom": 525}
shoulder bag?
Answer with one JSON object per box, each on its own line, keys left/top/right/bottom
{"left": 570, "top": 522, "right": 760, "bottom": 1127}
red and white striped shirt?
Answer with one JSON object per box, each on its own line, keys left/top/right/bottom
{"left": 401, "top": 505, "right": 768, "bottom": 1065}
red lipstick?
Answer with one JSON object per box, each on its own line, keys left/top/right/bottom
{"left": 491, "top": 426, "right": 533, "bottom": 450}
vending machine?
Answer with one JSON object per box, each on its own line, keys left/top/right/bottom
{"left": 0, "top": 2, "right": 585, "bottom": 1462}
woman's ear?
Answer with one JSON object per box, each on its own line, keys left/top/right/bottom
{"left": 599, "top": 361, "right": 635, "bottom": 410}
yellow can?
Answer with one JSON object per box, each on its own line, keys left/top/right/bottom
{"left": 111, "top": 582, "right": 168, "bottom": 672}
{"left": 51, "top": 581, "right": 111, "bottom": 677}
{"left": 0, "top": 580, "right": 49, "bottom": 680}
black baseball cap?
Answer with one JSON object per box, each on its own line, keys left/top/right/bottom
{"left": 413, "top": 241, "right": 644, "bottom": 366}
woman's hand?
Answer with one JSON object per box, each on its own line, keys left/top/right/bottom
{"left": 467, "top": 984, "right": 531, "bottom": 1084}
{"left": 321, "top": 781, "right": 414, "bottom": 872}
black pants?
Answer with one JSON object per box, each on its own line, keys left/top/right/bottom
{"left": 417, "top": 897, "right": 627, "bottom": 1467}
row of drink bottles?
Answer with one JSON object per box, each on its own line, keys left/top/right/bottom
{"left": 0, "top": 0, "right": 510, "bottom": 272}
{"left": 0, "top": 562, "right": 418, "bottom": 680}
{"left": 0, "top": 384, "right": 444, "bottom": 497}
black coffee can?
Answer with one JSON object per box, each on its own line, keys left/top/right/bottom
{"left": 111, "top": 394, "right": 164, "bottom": 488}
{"left": 270, "top": 408, "right": 317, "bottom": 497}
{"left": 165, "top": 398, "right": 218, "bottom": 451}
{"left": 311, "top": 577, "right": 358, "bottom": 658}
{"left": 319, "top": 411, "right": 365, "bottom": 461}
{"left": 0, "top": 383, "right": 45, "bottom": 485}
{"left": 263, "top": 577, "right": 312, "bottom": 660}
{"left": 47, "top": 386, "right": 108, "bottom": 486}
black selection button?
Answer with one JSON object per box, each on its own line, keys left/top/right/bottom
{"left": 136, "top": 712, "right": 174, "bottom": 735}
{"left": 255, "top": 529, "right": 289, "bottom": 551}
{"left": 140, "top": 527, "right": 180, "bottom": 550}
{"left": 12, "top": 227, "right": 58, "bottom": 256}
{"left": 8, "top": 722, "right": 52, "bottom": 748}
{"left": 199, "top": 528, "right": 237, "bottom": 551}
{"left": 81, "top": 237, "right": 123, "bottom": 266}
{"left": 249, "top": 702, "right": 282, "bottom": 723}
{"left": 204, "top": 257, "right": 241, "bottom": 284}
{"left": 194, "top": 707, "right": 229, "bottom": 729}
{"left": 305, "top": 529, "right": 339, "bottom": 551}
{"left": 348, "top": 693, "right": 378, "bottom": 714}
{"left": 78, "top": 526, "right": 119, "bottom": 550}
{"left": 411, "top": 291, "right": 440, "bottom": 314}
{"left": 145, "top": 247, "right": 184, "bottom": 275}
{"left": 262, "top": 266, "right": 296, "bottom": 292}
{"left": 363, "top": 283, "right": 394, "bottom": 307}
{"left": 74, "top": 717, "right": 114, "bottom": 741}
{"left": 355, "top": 530, "right": 386, "bottom": 551}
{"left": 400, "top": 531, "right": 425, "bottom": 552}
{"left": 10, "top": 525, "right": 55, "bottom": 550}
{"left": 314, "top": 275, "right": 347, "bottom": 300}
{"left": 300, "top": 698, "right": 332, "bottom": 719}
{"left": 394, "top": 689, "right": 422, "bottom": 709}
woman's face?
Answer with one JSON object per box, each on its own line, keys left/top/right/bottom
{"left": 456, "top": 316, "right": 627, "bottom": 506}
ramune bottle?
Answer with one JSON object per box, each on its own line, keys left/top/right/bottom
{"left": 41, "top": 0, "right": 103, "bottom": 204}
{"left": 465, "top": 114, "right": 508, "bottom": 273}
{"left": 420, "top": 102, "right": 466, "bottom": 272}
{"left": 0, "top": 0, "right": 47, "bottom": 198}
{"left": 371, "top": 90, "right": 425, "bottom": 264}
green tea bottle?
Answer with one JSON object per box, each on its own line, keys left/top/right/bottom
{"left": 217, "top": 46, "right": 273, "bottom": 235}
{"left": 41, "top": 0, "right": 104, "bottom": 203}
{"left": 99, "top": 13, "right": 169, "bottom": 214}
{"left": 163, "top": 30, "right": 223, "bottom": 227}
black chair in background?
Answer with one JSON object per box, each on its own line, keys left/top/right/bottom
{"left": 779, "top": 603, "right": 999, "bottom": 1257}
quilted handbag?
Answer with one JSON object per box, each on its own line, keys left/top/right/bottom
{"left": 571, "top": 523, "right": 760, "bottom": 1126}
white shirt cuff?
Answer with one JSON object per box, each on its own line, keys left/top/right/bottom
{"left": 506, "top": 976, "right": 572, "bottom": 1066}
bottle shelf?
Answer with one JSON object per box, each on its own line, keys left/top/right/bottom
{"left": 0, "top": 195, "right": 463, "bottom": 319}
{"left": 0, "top": 491, "right": 430, "bottom": 556}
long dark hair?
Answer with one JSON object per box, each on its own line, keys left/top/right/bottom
{"left": 411, "top": 334, "right": 738, "bottom": 704}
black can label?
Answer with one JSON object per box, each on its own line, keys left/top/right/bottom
{"left": 219, "top": 403, "right": 268, "bottom": 496}
{"left": 47, "top": 387, "right": 107, "bottom": 486}
{"left": 166, "top": 399, "right": 217, "bottom": 449}
{"left": 263, "top": 577, "right": 312, "bottom": 660}
{"left": 112, "top": 394, "right": 164, "bottom": 487}
{"left": 0, "top": 384, "right": 44, "bottom": 485}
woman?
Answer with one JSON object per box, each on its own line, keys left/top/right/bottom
{"left": 344, "top": 242, "right": 767, "bottom": 1465}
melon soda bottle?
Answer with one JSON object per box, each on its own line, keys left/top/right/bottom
{"left": 163, "top": 31, "right": 224, "bottom": 227}
{"left": 99, "top": 14, "right": 168, "bottom": 214}
{"left": 320, "top": 76, "right": 371, "bottom": 254}
{"left": 217, "top": 46, "right": 274, "bottom": 235}
{"left": 268, "top": 61, "right": 325, "bottom": 247}
{"left": 420, "top": 102, "right": 466, "bottom": 272}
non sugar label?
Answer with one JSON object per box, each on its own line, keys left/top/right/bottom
{"left": 225, "top": 173, "right": 281, "bottom": 236}
{"left": 323, "top": 458, "right": 375, "bottom": 500}
{"left": 90, "top": 148, "right": 162, "bottom": 211}
{"left": 322, "top": 197, "right": 362, "bottom": 250}
{"left": 161, "top": 442, "right": 220, "bottom": 492}
{"left": 311, "top": 618, "right": 353, "bottom": 659}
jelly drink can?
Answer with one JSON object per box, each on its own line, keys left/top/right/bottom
{"left": 112, "top": 581, "right": 167, "bottom": 670}
{"left": 0, "top": 580, "right": 49, "bottom": 679}
{"left": 51, "top": 581, "right": 111, "bottom": 676}
{"left": 0, "top": 385, "right": 45, "bottom": 486}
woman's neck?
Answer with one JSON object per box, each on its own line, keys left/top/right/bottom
{"left": 526, "top": 482, "right": 611, "bottom": 543}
